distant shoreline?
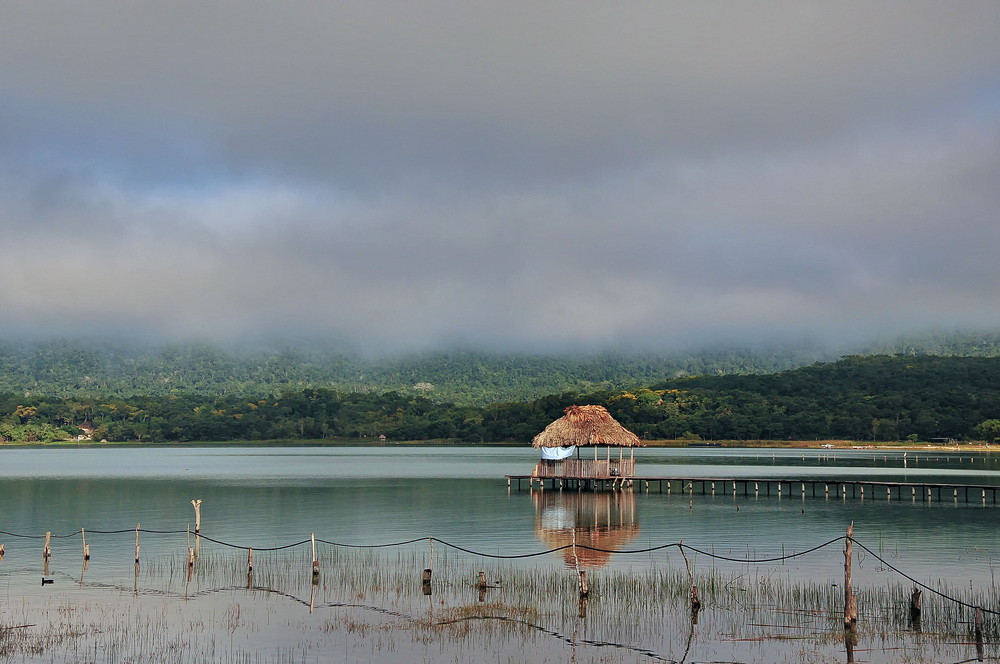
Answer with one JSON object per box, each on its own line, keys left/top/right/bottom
{"left": 0, "top": 438, "right": 993, "bottom": 452}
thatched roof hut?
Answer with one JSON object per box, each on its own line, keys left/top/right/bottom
{"left": 532, "top": 405, "right": 641, "bottom": 449}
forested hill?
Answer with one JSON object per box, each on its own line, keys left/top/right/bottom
{"left": 4, "top": 354, "right": 1000, "bottom": 445}
{"left": 6, "top": 332, "right": 1000, "bottom": 406}
{"left": 0, "top": 338, "right": 831, "bottom": 405}
{"left": 639, "top": 355, "right": 1000, "bottom": 442}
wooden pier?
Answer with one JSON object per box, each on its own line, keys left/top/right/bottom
{"left": 505, "top": 475, "right": 1000, "bottom": 504}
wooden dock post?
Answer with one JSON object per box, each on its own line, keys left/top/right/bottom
{"left": 134, "top": 523, "right": 140, "bottom": 564}
{"left": 844, "top": 522, "right": 858, "bottom": 628}
{"left": 82, "top": 528, "right": 90, "bottom": 561}
{"left": 247, "top": 548, "right": 253, "bottom": 572}
{"left": 191, "top": 499, "right": 202, "bottom": 534}
{"left": 43, "top": 532, "right": 52, "bottom": 561}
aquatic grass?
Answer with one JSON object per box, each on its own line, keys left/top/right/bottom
{"left": 5, "top": 542, "right": 1000, "bottom": 663}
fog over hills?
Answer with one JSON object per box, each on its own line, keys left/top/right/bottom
{"left": 3, "top": 330, "right": 1000, "bottom": 405}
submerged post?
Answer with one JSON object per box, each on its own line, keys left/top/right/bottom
{"left": 844, "top": 522, "right": 857, "bottom": 628}
{"left": 909, "top": 587, "right": 921, "bottom": 622}
{"left": 422, "top": 567, "right": 433, "bottom": 595}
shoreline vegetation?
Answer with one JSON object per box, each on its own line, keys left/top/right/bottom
{"left": 1, "top": 437, "right": 993, "bottom": 452}
{"left": 4, "top": 354, "right": 1000, "bottom": 447}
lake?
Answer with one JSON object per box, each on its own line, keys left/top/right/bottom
{"left": 1, "top": 445, "right": 998, "bottom": 662}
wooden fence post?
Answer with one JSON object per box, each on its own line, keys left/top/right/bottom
{"left": 909, "top": 587, "right": 921, "bottom": 619}
{"left": 311, "top": 533, "right": 319, "bottom": 579}
{"left": 976, "top": 607, "right": 984, "bottom": 662}
{"left": 844, "top": 522, "right": 857, "bottom": 628}
{"left": 191, "top": 499, "right": 202, "bottom": 534}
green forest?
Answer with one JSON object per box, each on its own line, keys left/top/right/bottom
{"left": 5, "top": 331, "right": 1000, "bottom": 405}
{"left": 4, "top": 352, "right": 1000, "bottom": 445}
{"left": 0, "top": 338, "right": 837, "bottom": 405}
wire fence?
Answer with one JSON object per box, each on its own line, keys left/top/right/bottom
{"left": 1, "top": 525, "right": 997, "bottom": 617}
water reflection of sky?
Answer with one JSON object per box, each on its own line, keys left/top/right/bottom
{"left": 2, "top": 446, "right": 1000, "bottom": 587}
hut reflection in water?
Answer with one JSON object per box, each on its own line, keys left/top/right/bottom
{"left": 533, "top": 490, "right": 639, "bottom": 569}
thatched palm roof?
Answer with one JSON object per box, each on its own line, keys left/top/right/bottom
{"left": 531, "top": 405, "right": 641, "bottom": 448}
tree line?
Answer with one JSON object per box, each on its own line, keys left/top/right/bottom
{"left": 10, "top": 332, "right": 1000, "bottom": 406}
{"left": 3, "top": 355, "right": 1000, "bottom": 444}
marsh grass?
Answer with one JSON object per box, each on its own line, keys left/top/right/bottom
{"left": 3, "top": 543, "right": 999, "bottom": 663}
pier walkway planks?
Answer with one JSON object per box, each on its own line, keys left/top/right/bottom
{"left": 504, "top": 474, "right": 1000, "bottom": 503}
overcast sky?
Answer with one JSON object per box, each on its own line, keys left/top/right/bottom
{"left": 2, "top": 2, "right": 999, "bottom": 353}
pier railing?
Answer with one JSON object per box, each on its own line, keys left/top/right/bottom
{"left": 533, "top": 458, "right": 635, "bottom": 479}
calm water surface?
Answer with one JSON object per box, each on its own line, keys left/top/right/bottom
{"left": 2, "top": 445, "right": 999, "bottom": 663}
{"left": 2, "top": 446, "right": 1000, "bottom": 574}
